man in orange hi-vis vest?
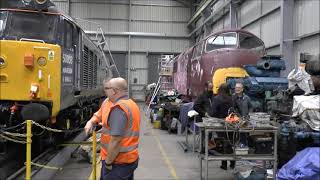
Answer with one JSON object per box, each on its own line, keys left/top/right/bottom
{"left": 85, "top": 77, "right": 141, "bottom": 180}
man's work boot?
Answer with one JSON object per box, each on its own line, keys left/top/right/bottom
{"left": 220, "top": 161, "right": 227, "bottom": 170}
{"left": 230, "top": 161, "right": 235, "bottom": 169}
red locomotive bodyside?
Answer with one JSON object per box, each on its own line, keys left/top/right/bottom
{"left": 173, "top": 29, "right": 265, "bottom": 98}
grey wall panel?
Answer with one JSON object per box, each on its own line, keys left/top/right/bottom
{"left": 266, "top": 46, "right": 280, "bottom": 56}
{"left": 71, "top": 2, "right": 129, "bottom": 19}
{"left": 223, "top": 14, "right": 230, "bottom": 29}
{"left": 243, "top": 22, "right": 261, "bottom": 38}
{"left": 130, "top": 53, "right": 148, "bottom": 101}
{"left": 240, "top": 0, "right": 260, "bottom": 27}
{"left": 130, "top": 70, "right": 148, "bottom": 85}
{"left": 261, "top": 10, "right": 280, "bottom": 48}
{"left": 132, "top": 6, "right": 189, "bottom": 22}
{"left": 106, "top": 53, "right": 127, "bottom": 79}
{"left": 70, "top": 3, "right": 89, "bottom": 18}
{"left": 131, "top": 22, "right": 188, "bottom": 35}
{"left": 293, "top": 35, "right": 320, "bottom": 66}
{"left": 294, "top": 0, "right": 320, "bottom": 37}
{"left": 100, "top": 20, "right": 128, "bottom": 32}
{"left": 70, "top": 0, "right": 128, "bottom": 4}
{"left": 52, "top": 1, "right": 69, "bottom": 14}
{"left": 172, "top": 39, "right": 190, "bottom": 52}
{"left": 131, "top": 54, "right": 148, "bottom": 69}
{"left": 131, "top": 38, "right": 189, "bottom": 53}
{"left": 89, "top": 4, "right": 129, "bottom": 19}
{"left": 261, "top": 0, "right": 280, "bottom": 15}
{"left": 211, "top": 18, "right": 224, "bottom": 33}
{"left": 105, "top": 37, "right": 128, "bottom": 52}
{"left": 131, "top": 0, "right": 183, "bottom": 6}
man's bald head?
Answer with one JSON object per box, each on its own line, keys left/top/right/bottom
{"left": 107, "top": 77, "right": 128, "bottom": 91}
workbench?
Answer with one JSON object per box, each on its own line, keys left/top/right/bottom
{"left": 195, "top": 122, "right": 278, "bottom": 180}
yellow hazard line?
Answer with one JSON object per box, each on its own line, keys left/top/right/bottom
{"left": 89, "top": 157, "right": 101, "bottom": 180}
{"left": 144, "top": 113, "right": 179, "bottom": 180}
{"left": 89, "top": 111, "right": 179, "bottom": 180}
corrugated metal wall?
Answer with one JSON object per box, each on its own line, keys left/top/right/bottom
{"left": 129, "top": 53, "right": 148, "bottom": 101}
{"left": 52, "top": 0, "right": 191, "bottom": 101}
{"left": 192, "top": 0, "right": 319, "bottom": 75}
{"left": 293, "top": 0, "right": 320, "bottom": 64}
{"left": 239, "top": 0, "right": 281, "bottom": 54}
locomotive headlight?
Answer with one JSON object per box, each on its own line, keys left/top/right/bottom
{"left": 37, "top": 57, "right": 47, "bottom": 66}
{"left": 36, "top": 0, "right": 47, "bottom": 4}
{"left": 0, "top": 57, "right": 6, "bottom": 68}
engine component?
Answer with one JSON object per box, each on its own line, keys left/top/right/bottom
{"left": 252, "top": 136, "right": 273, "bottom": 154}
{"left": 243, "top": 65, "right": 280, "bottom": 77}
{"left": 228, "top": 77, "right": 288, "bottom": 95}
{"left": 257, "top": 58, "right": 286, "bottom": 70}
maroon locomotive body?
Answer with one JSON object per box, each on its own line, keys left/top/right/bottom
{"left": 173, "top": 29, "right": 266, "bottom": 97}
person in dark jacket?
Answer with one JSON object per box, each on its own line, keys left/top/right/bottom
{"left": 193, "top": 81, "right": 213, "bottom": 119}
{"left": 194, "top": 81, "right": 214, "bottom": 150}
{"left": 210, "top": 84, "right": 235, "bottom": 170}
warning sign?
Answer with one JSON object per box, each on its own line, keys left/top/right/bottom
{"left": 48, "top": 50, "right": 55, "bottom": 61}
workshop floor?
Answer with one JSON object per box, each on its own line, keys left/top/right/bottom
{"left": 53, "top": 105, "right": 234, "bottom": 180}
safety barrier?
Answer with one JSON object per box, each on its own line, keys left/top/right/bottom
{"left": 0, "top": 120, "right": 98, "bottom": 180}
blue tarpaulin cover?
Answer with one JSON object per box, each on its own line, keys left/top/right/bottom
{"left": 277, "top": 147, "right": 320, "bottom": 180}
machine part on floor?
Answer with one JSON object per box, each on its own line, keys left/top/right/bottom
{"left": 177, "top": 141, "right": 188, "bottom": 152}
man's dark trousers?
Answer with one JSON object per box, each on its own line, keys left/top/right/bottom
{"left": 100, "top": 160, "right": 138, "bottom": 180}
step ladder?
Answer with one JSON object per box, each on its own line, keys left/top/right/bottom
{"left": 145, "top": 55, "right": 175, "bottom": 116}
{"left": 74, "top": 18, "right": 120, "bottom": 77}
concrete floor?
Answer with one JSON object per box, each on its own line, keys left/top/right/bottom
{"left": 53, "top": 107, "right": 234, "bottom": 180}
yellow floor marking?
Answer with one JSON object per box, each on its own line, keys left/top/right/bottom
{"left": 89, "top": 111, "right": 179, "bottom": 180}
{"left": 88, "top": 156, "right": 101, "bottom": 180}
{"left": 143, "top": 113, "right": 179, "bottom": 180}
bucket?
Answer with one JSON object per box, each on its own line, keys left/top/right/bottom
{"left": 153, "top": 120, "right": 161, "bottom": 129}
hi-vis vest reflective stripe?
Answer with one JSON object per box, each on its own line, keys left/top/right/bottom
{"left": 100, "top": 99, "right": 140, "bottom": 164}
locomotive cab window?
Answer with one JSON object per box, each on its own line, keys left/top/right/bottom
{"left": 64, "top": 21, "right": 73, "bottom": 50}
{"left": 2, "top": 11, "right": 58, "bottom": 43}
{"left": 238, "top": 32, "right": 265, "bottom": 54}
{"left": 205, "top": 32, "right": 237, "bottom": 52}
{"left": 0, "top": 11, "right": 8, "bottom": 37}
